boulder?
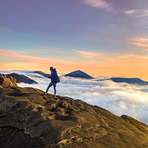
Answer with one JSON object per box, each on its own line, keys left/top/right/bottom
{"left": 0, "top": 75, "right": 17, "bottom": 88}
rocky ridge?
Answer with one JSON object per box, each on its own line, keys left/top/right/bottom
{"left": 0, "top": 76, "right": 148, "bottom": 148}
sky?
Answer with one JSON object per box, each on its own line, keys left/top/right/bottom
{"left": 0, "top": 0, "right": 148, "bottom": 80}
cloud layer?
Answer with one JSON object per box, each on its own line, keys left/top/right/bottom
{"left": 15, "top": 72, "right": 148, "bottom": 124}
{"left": 129, "top": 37, "right": 148, "bottom": 50}
{"left": 74, "top": 49, "right": 100, "bottom": 58}
{"left": 82, "top": 0, "right": 111, "bottom": 10}
{"left": 124, "top": 9, "right": 148, "bottom": 17}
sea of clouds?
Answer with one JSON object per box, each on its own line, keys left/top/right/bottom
{"left": 15, "top": 71, "right": 148, "bottom": 124}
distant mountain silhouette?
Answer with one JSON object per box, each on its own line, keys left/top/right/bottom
{"left": 33, "top": 71, "right": 50, "bottom": 78}
{"left": 0, "top": 73, "right": 37, "bottom": 84}
{"left": 111, "top": 77, "right": 148, "bottom": 85}
{"left": 65, "top": 70, "right": 93, "bottom": 79}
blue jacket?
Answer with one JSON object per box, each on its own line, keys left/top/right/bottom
{"left": 50, "top": 69, "right": 60, "bottom": 83}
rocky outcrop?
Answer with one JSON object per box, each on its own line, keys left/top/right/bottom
{"left": 0, "top": 83, "right": 148, "bottom": 148}
{"left": 0, "top": 75, "right": 17, "bottom": 88}
{"left": 0, "top": 73, "right": 37, "bottom": 84}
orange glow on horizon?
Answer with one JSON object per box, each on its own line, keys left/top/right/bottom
{"left": 1, "top": 49, "right": 148, "bottom": 81}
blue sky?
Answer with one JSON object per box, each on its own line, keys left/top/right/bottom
{"left": 0, "top": 0, "right": 148, "bottom": 79}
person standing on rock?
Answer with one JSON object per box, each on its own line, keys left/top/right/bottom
{"left": 45, "top": 67, "right": 60, "bottom": 96}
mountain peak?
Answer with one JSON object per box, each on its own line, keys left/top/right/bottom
{"left": 65, "top": 70, "right": 93, "bottom": 79}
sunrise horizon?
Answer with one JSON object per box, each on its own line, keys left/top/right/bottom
{"left": 1, "top": 0, "right": 148, "bottom": 80}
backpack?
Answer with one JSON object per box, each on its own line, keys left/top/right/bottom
{"left": 52, "top": 69, "right": 60, "bottom": 83}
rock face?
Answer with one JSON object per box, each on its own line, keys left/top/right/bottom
{"left": 0, "top": 73, "right": 37, "bottom": 84}
{"left": 65, "top": 70, "right": 93, "bottom": 79}
{"left": 0, "top": 84, "right": 148, "bottom": 147}
{"left": 111, "top": 77, "right": 148, "bottom": 85}
{"left": 0, "top": 75, "right": 17, "bottom": 88}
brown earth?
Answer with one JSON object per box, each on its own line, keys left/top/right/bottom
{"left": 0, "top": 76, "right": 148, "bottom": 148}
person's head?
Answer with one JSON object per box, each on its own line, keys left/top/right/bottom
{"left": 50, "top": 67, "right": 54, "bottom": 71}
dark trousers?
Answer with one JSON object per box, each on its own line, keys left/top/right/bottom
{"left": 46, "top": 82, "right": 57, "bottom": 95}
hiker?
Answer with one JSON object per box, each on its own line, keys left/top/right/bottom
{"left": 45, "top": 67, "right": 60, "bottom": 96}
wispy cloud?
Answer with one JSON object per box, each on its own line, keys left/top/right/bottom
{"left": 0, "top": 49, "right": 79, "bottom": 65}
{"left": 129, "top": 37, "right": 148, "bottom": 50}
{"left": 0, "top": 49, "right": 99, "bottom": 73}
{"left": 0, "top": 49, "right": 51, "bottom": 63}
{"left": 124, "top": 9, "right": 136, "bottom": 15}
{"left": 82, "top": 0, "right": 111, "bottom": 10}
{"left": 0, "top": 27, "right": 13, "bottom": 32}
{"left": 0, "top": 49, "right": 76, "bottom": 69}
{"left": 124, "top": 9, "right": 148, "bottom": 17}
{"left": 74, "top": 49, "right": 100, "bottom": 58}
{"left": 1, "top": 49, "right": 148, "bottom": 80}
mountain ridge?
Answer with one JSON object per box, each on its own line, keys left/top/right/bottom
{"left": 65, "top": 70, "right": 93, "bottom": 79}
{"left": 110, "top": 77, "right": 148, "bottom": 85}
